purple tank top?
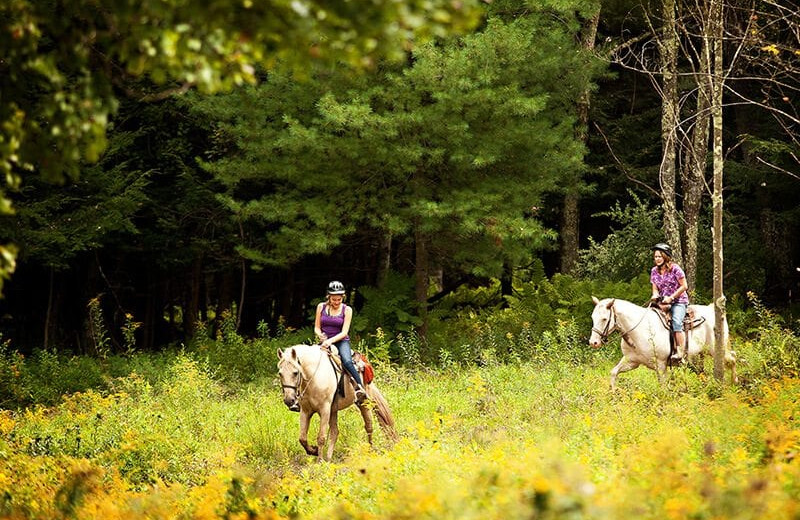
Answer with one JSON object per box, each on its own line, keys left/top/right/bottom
{"left": 650, "top": 264, "right": 689, "bottom": 304}
{"left": 320, "top": 304, "right": 349, "bottom": 340}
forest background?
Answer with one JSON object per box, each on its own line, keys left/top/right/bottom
{"left": 1, "top": 0, "right": 798, "bottom": 358}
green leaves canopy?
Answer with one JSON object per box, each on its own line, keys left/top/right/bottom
{"left": 197, "top": 15, "right": 595, "bottom": 275}
{"left": 0, "top": 0, "right": 484, "bottom": 291}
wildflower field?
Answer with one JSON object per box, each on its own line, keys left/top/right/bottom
{"left": 1, "top": 333, "right": 799, "bottom": 519}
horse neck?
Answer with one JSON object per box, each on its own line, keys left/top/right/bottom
{"left": 613, "top": 299, "right": 647, "bottom": 329}
{"left": 295, "top": 345, "right": 323, "bottom": 377}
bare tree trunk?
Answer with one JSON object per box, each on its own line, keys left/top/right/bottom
{"left": 681, "top": 20, "right": 713, "bottom": 295}
{"left": 660, "top": 0, "right": 683, "bottom": 263}
{"left": 183, "top": 256, "right": 202, "bottom": 340}
{"left": 711, "top": 0, "right": 726, "bottom": 382}
{"left": 44, "top": 267, "right": 54, "bottom": 350}
{"left": 377, "top": 234, "right": 392, "bottom": 288}
{"left": 414, "top": 222, "right": 429, "bottom": 342}
{"left": 559, "top": 193, "right": 580, "bottom": 275}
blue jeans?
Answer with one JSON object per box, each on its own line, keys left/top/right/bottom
{"left": 670, "top": 303, "right": 687, "bottom": 332}
{"left": 335, "top": 339, "right": 363, "bottom": 387}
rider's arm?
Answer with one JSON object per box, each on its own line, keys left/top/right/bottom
{"left": 664, "top": 276, "right": 688, "bottom": 304}
{"left": 314, "top": 303, "right": 326, "bottom": 342}
{"left": 651, "top": 282, "right": 661, "bottom": 301}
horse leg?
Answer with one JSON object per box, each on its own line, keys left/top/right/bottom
{"left": 610, "top": 357, "right": 639, "bottom": 391}
{"left": 655, "top": 358, "right": 669, "bottom": 385}
{"left": 359, "top": 401, "right": 374, "bottom": 445}
{"left": 298, "top": 411, "right": 318, "bottom": 456}
{"left": 316, "top": 405, "right": 332, "bottom": 461}
{"left": 324, "top": 408, "right": 340, "bottom": 461}
{"left": 726, "top": 351, "right": 738, "bottom": 384}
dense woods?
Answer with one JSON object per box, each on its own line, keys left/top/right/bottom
{"left": 1, "top": 0, "right": 798, "bottom": 356}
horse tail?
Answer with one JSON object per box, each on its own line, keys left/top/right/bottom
{"left": 367, "top": 383, "right": 399, "bottom": 442}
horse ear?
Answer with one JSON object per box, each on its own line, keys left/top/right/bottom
{"left": 592, "top": 296, "right": 600, "bottom": 305}
{"left": 606, "top": 298, "right": 616, "bottom": 309}
{"left": 277, "top": 348, "right": 284, "bottom": 359}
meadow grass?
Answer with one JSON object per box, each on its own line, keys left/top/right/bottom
{"left": 1, "top": 342, "right": 799, "bottom": 519}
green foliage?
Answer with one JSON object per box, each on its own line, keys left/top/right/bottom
{"left": 576, "top": 192, "right": 663, "bottom": 282}
{"left": 0, "top": 0, "right": 485, "bottom": 290}
{"left": 187, "top": 307, "right": 306, "bottom": 384}
{"left": 733, "top": 293, "right": 800, "bottom": 391}
{"left": 195, "top": 13, "right": 595, "bottom": 275}
{"left": 424, "top": 273, "right": 649, "bottom": 367}
{"left": 354, "top": 273, "right": 421, "bottom": 337}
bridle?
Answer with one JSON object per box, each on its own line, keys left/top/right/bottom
{"left": 591, "top": 304, "right": 618, "bottom": 344}
{"left": 278, "top": 355, "right": 313, "bottom": 404}
{"left": 278, "top": 347, "right": 331, "bottom": 407}
{"left": 591, "top": 300, "right": 651, "bottom": 345}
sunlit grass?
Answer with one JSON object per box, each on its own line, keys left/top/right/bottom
{"left": 1, "top": 345, "right": 799, "bottom": 519}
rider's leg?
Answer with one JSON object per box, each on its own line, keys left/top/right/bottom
{"left": 336, "top": 340, "right": 367, "bottom": 402}
{"left": 671, "top": 303, "right": 687, "bottom": 360}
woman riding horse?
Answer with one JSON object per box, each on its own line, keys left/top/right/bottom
{"left": 650, "top": 243, "right": 689, "bottom": 361}
{"left": 314, "top": 281, "right": 367, "bottom": 403}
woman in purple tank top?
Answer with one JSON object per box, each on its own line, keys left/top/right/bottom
{"left": 649, "top": 243, "right": 689, "bottom": 361}
{"left": 314, "top": 281, "right": 367, "bottom": 402}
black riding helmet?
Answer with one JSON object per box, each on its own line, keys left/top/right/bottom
{"left": 651, "top": 243, "right": 673, "bottom": 258}
{"left": 327, "top": 280, "right": 346, "bottom": 295}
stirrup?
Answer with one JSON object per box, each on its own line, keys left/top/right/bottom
{"left": 355, "top": 386, "right": 367, "bottom": 403}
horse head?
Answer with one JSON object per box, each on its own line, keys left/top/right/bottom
{"left": 277, "top": 347, "right": 302, "bottom": 411}
{"left": 589, "top": 296, "right": 617, "bottom": 348}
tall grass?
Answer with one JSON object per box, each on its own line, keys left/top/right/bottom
{"left": 2, "top": 322, "right": 799, "bottom": 519}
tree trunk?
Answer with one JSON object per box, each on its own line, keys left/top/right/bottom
{"left": 660, "top": 0, "right": 683, "bottom": 263}
{"left": 414, "top": 221, "right": 429, "bottom": 342}
{"left": 44, "top": 267, "right": 54, "bottom": 350}
{"left": 559, "top": 9, "right": 600, "bottom": 275}
{"left": 377, "top": 233, "right": 392, "bottom": 288}
{"left": 183, "top": 256, "right": 203, "bottom": 339}
{"left": 711, "top": 0, "right": 726, "bottom": 382}
{"left": 681, "top": 31, "right": 712, "bottom": 295}
{"left": 559, "top": 193, "right": 580, "bottom": 275}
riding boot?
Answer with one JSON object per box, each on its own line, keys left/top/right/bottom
{"left": 671, "top": 333, "right": 686, "bottom": 362}
{"left": 354, "top": 383, "right": 367, "bottom": 404}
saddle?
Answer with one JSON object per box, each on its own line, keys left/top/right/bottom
{"left": 650, "top": 303, "right": 705, "bottom": 363}
{"left": 651, "top": 304, "right": 703, "bottom": 331}
{"left": 324, "top": 346, "right": 374, "bottom": 398}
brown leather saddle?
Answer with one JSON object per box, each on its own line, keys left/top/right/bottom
{"left": 650, "top": 304, "right": 706, "bottom": 363}
{"left": 651, "top": 303, "right": 704, "bottom": 330}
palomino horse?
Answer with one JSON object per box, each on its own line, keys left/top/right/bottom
{"left": 589, "top": 297, "right": 737, "bottom": 390}
{"left": 277, "top": 344, "right": 398, "bottom": 461}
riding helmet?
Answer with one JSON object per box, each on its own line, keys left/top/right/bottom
{"left": 651, "top": 243, "right": 673, "bottom": 257}
{"left": 327, "top": 281, "right": 346, "bottom": 295}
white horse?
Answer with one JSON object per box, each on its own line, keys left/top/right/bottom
{"left": 588, "top": 297, "right": 737, "bottom": 390}
{"left": 277, "top": 344, "right": 398, "bottom": 461}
